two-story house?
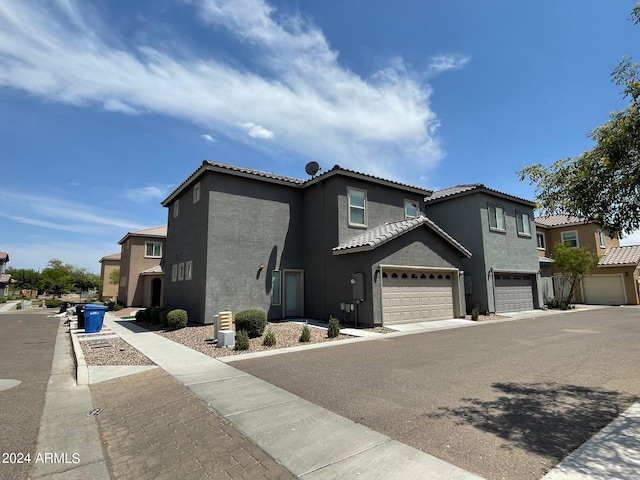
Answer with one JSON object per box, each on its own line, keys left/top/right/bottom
{"left": 160, "top": 161, "right": 472, "bottom": 327}
{"left": 117, "top": 226, "right": 166, "bottom": 307}
{"left": 99, "top": 252, "right": 121, "bottom": 302}
{"left": 535, "top": 215, "right": 640, "bottom": 305}
{"left": 424, "top": 184, "right": 542, "bottom": 314}
{"left": 0, "top": 252, "right": 10, "bottom": 298}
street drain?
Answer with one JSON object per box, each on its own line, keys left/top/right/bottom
{"left": 87, "top": 408, "right": 103, "bottom": 416}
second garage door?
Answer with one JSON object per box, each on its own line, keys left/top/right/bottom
{"left": 582, "top": 275, "right": 626, "bottom": 305}
{"left": 494, "top": 274, "right": 534, "bottom": 313}
{"left": 382, "top": 270, "right": 454, "bottom": 324}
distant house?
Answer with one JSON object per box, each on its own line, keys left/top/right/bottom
{"left": 535, "top": 215, "right": 640, "bottom": 305}
{"left": 424, "top": 184, "right": 542, "bottom": 314}
{"left": 117, "top": 226, "right": 166, "bottom": 307}
{"left": 99, "top": 253, "right": 121, "bottom": 302}
{"left": 160, "top": 161, "right": 471, "bottom": 327}
{"left": 0, "top": 252, "right": 10, "bottom": 298}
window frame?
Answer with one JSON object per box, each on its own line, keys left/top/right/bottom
{"left": 516, "top": 212, "right": 531, "bottom": 237}
{"left": 171, "top": 264, "right": 177, "bottom": 282}
{"left": 193, "top": 182, "right": 201, "bottom": 204}
{"left": 404, "top": 199, "right": 419, "bottom": 219}
{"left": 488, "top": 205, "right": 506, "bottom": 232}
{"left": 271, "top": 270, "right": 281, "bottom": 306}
{"left": 173, "top": 199, "right": 179, "bottom": 218}
{"left": 598, "top": 230, "right": 606, "bottom": 248}
{"left": 347, "top": 187, "right": 367, "bottom": 228}
{"left": 185, "top": 260, "right": 193, "bottom": 281}
{"left": 536, "top": 232, "right": 546, "bottom": 250}
{"left": 178, "top": 263, "right": 185, "bottom": 281}
{"left": 561, "top": 230, "right": 579, "bottom": 248}
{"left": 145, "top": 241, "right": 162, "bottom": 258}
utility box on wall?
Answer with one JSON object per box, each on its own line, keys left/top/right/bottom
{"left": 351, "top": 273, "right": 365, "bottom": 301}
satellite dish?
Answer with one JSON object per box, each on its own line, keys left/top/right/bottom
{"left": 305, "top": 161, "right": 321, "bottom": 177}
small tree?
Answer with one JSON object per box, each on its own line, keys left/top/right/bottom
{"left": 109, "top": 269, "right": 120, "bottom": 286}
{"left": 550, "top": 243, "right": 599, "bottom": 308}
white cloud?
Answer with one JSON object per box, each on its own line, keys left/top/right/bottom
{"left": 425, "top": 53, "right": 471, "bottom": 77}
{"left": 123, "top": 185, "right": 173, "bottom": 203}
{"left": 0, "top": 0, "right": 469, "bottom": 181}
{"left": 201, "top": 133, "right": 215, "bottom": 142}
{"left": 620, "top": 230, "right": 640, "bottom": 246}
{"left": 242, "top": 122, "right": 274, "bottom": 139}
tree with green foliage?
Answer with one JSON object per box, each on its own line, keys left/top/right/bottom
{"left": 6, "top": 268, "right": 41, "bottom": 294}
{"left": 109, "top": 268, "right": 120, "bottom": 286}
{"left": 550, "top": 243, "right": 599, "bottom": 308}
{"left": 519, "top": 4, "right": 640, "bottom": 236}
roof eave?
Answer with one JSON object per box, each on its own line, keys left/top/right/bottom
{"left": 308, "top": 168, "right": 432, "bottom": 196}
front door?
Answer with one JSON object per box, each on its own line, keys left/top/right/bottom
{"left": 284, "top": 271, "right": 303, "bottom": 317}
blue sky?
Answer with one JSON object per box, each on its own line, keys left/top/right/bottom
{"left": 1, "top": 0, "right": 638, "bottom": 274}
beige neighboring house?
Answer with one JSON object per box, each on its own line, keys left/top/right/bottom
{"left": 536, "top": 215, "right": 640, "bottom": 305}
{"left": 0, "top": 252, "right": 10, "bottom": 298}
{"left": 117, "top": 226, "right": 166, "bottom": 307}
{"left": 99, "top": 253, "right": 121, "bottom": 302}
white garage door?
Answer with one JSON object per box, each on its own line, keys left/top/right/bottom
{"left": 382, "top": 270, "right": 454, "bottom": 324}
{"left": 494, "top": 274, "right": 534, "bottom": 313}
{"left": 582, "top": 275, "right": 626, "bottom": 305}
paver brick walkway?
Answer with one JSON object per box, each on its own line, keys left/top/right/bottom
{"left": 90, "top": 368, "right": 295, "bottom": 480}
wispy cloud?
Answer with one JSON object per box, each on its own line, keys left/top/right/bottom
{"left": 425, "top": 54, "right": 471, "bottom": 77}
{"left": 0, "top": 0, "right": 469, "bottom": 181}
{"left": 123, "top": 185, "right": 173, "bottom": 203}
{"left": 201, "top": 133, "right": 215, "bottom": 142}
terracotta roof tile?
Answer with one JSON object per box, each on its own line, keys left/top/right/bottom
{"left": 425, "top": 184, "right": 534, "bottom": 205}
{"left": 535, "top": 215, "right": 586, "bottom": 227}
{"left": 598, "top": 245, "right": 640, "bottom": 266}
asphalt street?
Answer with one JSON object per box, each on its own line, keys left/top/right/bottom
{"left": 0, "top": 309, "right": 60, "bottom": 480}
{"left": 231, "top": 306, "right": 640, "bottom": 480}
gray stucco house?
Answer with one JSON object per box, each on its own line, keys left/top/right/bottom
{"left": 424, "top": 184, "right": 542, "bottom": 314}
{"left": 161, "top": 161, "right": 472, "bottom": 327}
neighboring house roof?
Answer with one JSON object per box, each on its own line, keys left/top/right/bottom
{"left": 100, "top": 253, "right": 121, "bottom": 263}
{"left": 0, "top": 273, "right": 11, "bottom": 284}
{"left": 424, "top": 184, "right": 535, "bottom": 206}
{"left": 0, "top": 252, "right": 8, "bottom": 262}
{"left": 162, "top": 161, "right": 432, "bottom": 206}
{"left": 118, "top": 226, "right": 167, "bottom": 245}
{"left": 538, "top": 256, "right": 555, "bottom": 264}
{"left": 598, "top": 245, "right": 640, "bottom": 267}
{"left": 332, "top": 215, "right": 472, "bottom": 258}
{"left": 535, "top": 214, "right": 586, "bottom": 228}
{"left": 140, "top": 265, "right": 164, "bottom": 275}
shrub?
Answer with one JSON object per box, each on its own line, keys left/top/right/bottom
{"left": 16, "top": 302, "right": 22, "bottom": 310}
{"left": 235, "top": 330, "right": 250, "bottom": 350}
{"left": 299, "top": 324, "right": 311, "bottom": 343}
{"left": 234, "top": 310, "right": 267, "bottom": 338}
{"left": 45, "top": 299, "right": 62, "bottom": 308}
{"left": 149, "top": 306, "right": 162, "bottom": 324}
{"left": 107, "top": 301, "right": 124, "bottom": 311}
{"left": 159, "top": 308, "right": 171, "bottom": 327}
{"left": 135, "top": 309, "right": 146, "bottom": 322}
{"left": 0, "top": 297, "right": 6, "bottom": 303}
{"left": 327, "top": 317, "right": 340, "bottom": 338}
{"left": 263, "top": 329, "right": 276, "bottom": 347}
{"left": 471, "top": 307, "right": 480, "bottom": 321}
{"left": 167, "top": 309, "right": 188, "bottom": 330}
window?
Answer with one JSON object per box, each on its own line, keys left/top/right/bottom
{"left": 516, "top": 213, "right": 531, "bottom": 236}
{"left": 348, "top": 188, "right": 366, "bottom": 227}
{"left": 185, "top": 261, "right": 193, "bottom": 280}
{"left": 171, "top": 264, "right": 177, "bottom": 282}
{"left": 193, "top": 182, "right": 201, "bottom": 203}
{"left": 145, "top": 242, "right": 162, "bottom": 258}
{"left": 173, "top": 200, "right": 179, "bottom": 218}
{"left": 598, "top": 230, "right": 606, "bottom": 248}
{"left": 178, "top": 263, "right": 185, "bottom": 281}
{"left": 561, "top": 231, "right": 578, "bottom": 248}
{"left": 404, "top": 200, "right": 419, "bottom": 218}
{"left": 536, "top": 232, "right": 546, "bottom": 250}
{"left": 271, "top": 271, "right": 281, "bottom": 305}
{"left": 489, "top": 206, "right": 505, "bottom": 231}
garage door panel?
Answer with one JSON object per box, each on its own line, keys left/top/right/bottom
{"left": 495, "top": 274, "right": 534, "bottom": 313}
{"left": 583, "top": 275, "right": 625, "bottom": 305}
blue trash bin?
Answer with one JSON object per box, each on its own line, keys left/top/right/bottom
{"left": 84, "top": 304, "right": 108, "bottom": 333}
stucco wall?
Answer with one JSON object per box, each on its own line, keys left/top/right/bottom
{"left": 100, "top": 260, "right": 120, "bottom": 301}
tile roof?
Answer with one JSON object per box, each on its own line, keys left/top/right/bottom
{"left": 0, "top": 252, "right": 8, "bottom": 262}
{"left": 205, "top": 160, "right": 305, "bottom": 185}
{"left": 425, "top": 184, "right": 534, "bottom": 206}
{"left": 118, "top": 226, "right": 167, "bottom": 245}
{"left": 538, "top": 256, "right": 555, "bottom": 264}
{"left": 332, "top": 216, "right": 471, "bottom": 257}
{"left": 598, "top": 245, "right": 640, "bottom": 266}
{"left": 312, "top": 165, "right": 432, "bottom": 195}
{"left": 535, "top": 214, "right": 586, "bottom": 227}
{"left": 140, "top": 265, "right": 163, "bottom": 275}
{"left": 100, "top": 253, "right": 121, "bottom": 262}
{"left": 0, "top": 273, "right": 11, "bottom": 283}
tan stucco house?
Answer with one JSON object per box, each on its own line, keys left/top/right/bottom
{"left": 99, "top": 252, "right": 121, "bottom": 302}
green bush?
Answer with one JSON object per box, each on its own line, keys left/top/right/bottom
{"left": 234, "top": 310, "right": 267, "bottom": 338}
{"left": 299, "top": 324, "right": 311, "bottom": 343}
{"left": 107, "top": 301, "right": 124, "bottom": 311}
{"left": 149, "top": 306, "right": 162, "bottom": 324}
{"left": 471, "top": 307, "right": 480, "bottom": 321}
{"left": 327, "top": 317, "right": 340, "bottom": 338}
{"left": 135, "top": 309, "right": 146, "bottom": 322}
{"left": 235, "top": 330, "right": 250, "bottom": 350}
{"left": 167, "top": 309, "right": 188, "bottom": 330}
{"left": 0, "top": 297, "right": 6, "bottom": 304}
{"left": 159, "top": 308, "right": 171, "bottom": 327}
{"left": 263, "top": 329, "right": 276, "bottom": 347}
{"left": 16, "top": 302, "right": 22, "bottom": 310}
{"left": 45, "top": 299, "right": 63, "bottom": 308}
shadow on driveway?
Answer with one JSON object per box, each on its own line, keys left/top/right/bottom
{"left": 429, "top": 382, "right": 637, "bottom": 466}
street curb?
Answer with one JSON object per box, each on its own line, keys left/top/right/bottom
{"left": 69, "top": 324, "right": 89, "bottom": 386}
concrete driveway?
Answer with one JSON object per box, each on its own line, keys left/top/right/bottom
{"left": 231, "top": 307, "right": 640, "bottom": 480}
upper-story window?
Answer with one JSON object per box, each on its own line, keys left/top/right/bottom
{"left": 193, "top": 182, "right": 201, "bottom": 203}
{"left": 561, "top": 230, "right": 578, "bottom": 248}
{"left": 404, "top": 200, "right": 419, "bottom": 218}
{"left": 489, "top": 206, "right": 505, "bottom": 231}
{"left": 145, "top": 242, "right": 162, "bottom": 258}
{"left": 536, "top": 232, "right": 546, "bottom": 250}
{"left": 516, "top": 213, "right": 531, "bottom": 236}
{"left": 598, "top": 230, "right": 606, "bottom": 248}
{"left": 173, "top": 199, "right": 180, "bottom": 218}
{"left": 348, "top": 188, "right": 367, "bottom": 227}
